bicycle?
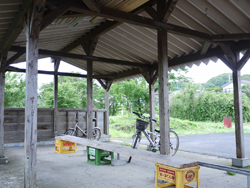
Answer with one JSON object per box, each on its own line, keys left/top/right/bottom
{"left": 129, "top": 112, "right": 179, "bottom": 161}
{"left": 64, "top": 114, "right": 101, "bottom": 141}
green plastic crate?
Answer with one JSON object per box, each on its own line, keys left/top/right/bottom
{"left": 87, "top": 146, "right": 114, "bottom": 165}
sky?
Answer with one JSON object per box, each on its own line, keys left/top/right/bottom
{"left": 12, "top": 56, "right": 250, "bottom": 87}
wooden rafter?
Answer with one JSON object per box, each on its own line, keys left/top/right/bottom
{"left": 40, "top": 4, "right": 70, "bottom": 31}
{"left": 9, "top": 46, "right": 148, "bottom": 67}
{"left": 97, "top": 79, "right": 107, "bottom": 90}
{"left": 138, "top": 67, "right": 151, "bottom": 84}
{"left": 161, "top": 0, "right": 178, "bottom": 22}
{"left": 212, "top": 33, "right": 250, "bottom": 41}
{"left": 150, "top": 69, "right": 158, "bottom": 85}
{"left": 59, "top": 0, "right": 158, "bottom": 53}
{"left": 0, "top": 50, "right": 8, "bottom": 72}
{"left": 6, "top": 65, "right": 108, "bottom": 79}
{"left": 46, "top": 0, "right": 213, "bottom": 45}
{"left": 67, "top": 2, "right": 213, "bottom": 42}
{"left": 220, "top": 44, "right": 237, "bottom": 67}
{"left": 143, "top": 5, "right": 158, "bottom": 20}
{"left": 217, "top": 55, "right": 234, "bottom": 71}
{"left": 82, "top": 0, "right": 98, "bottom": 12}
{"left": 200, "top": 42, "right": 211, "bottom": 55}
{"left": 237, "top": 49, "right": 250, "bottom": 70}
{"left": 51, "top": 58, "right": 61, "bottom": 72}
{"left": 0, "top": 0, "right": 33, "bottom": 53}
{"left": 6, "top": 50, "right": 25, "bottom": 66}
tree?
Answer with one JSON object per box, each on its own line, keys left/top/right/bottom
{"left": 4, "top": 72, "right": 25, "bottom": 108}
{"left": 38, "top": 74, "right": 105, "bottom": 109}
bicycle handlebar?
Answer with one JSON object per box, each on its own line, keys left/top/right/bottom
{"left": 132, "top": 112, "right": 157, "bottom": 122}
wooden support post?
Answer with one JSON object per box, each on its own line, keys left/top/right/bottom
{"left": 87, "top": 60, "right": 93, "bottom": 139}
{"left": 52, "top": 58, "right": 60, "bottom": 136}
{"left": 149, "top": 82, "right": 155, "bottom": 141}
{"left": 24, "top": 0, "right": 45, "bottom": 186}
{"left": 158, "top": 27, "right": 170, "bottom": 155}
{"left": 233, "top": 53, "right": 245, "bottom": 159}
{"left": 220, "top": 46, "right": 250, "bottom": 166}
{"left": 0, "top": 70, "right": 5, "bottom": 158}
{"left": 0, "top": 51, "right": 8, "bottom": 163}
{"left": 82, "top": 37, "right": 98, "bottom": 139}
{"left": 104, "top": 80, "right": 112, "bottom": 135}
{"left": 104, "top": 90, "right": 109, "bottom": 135}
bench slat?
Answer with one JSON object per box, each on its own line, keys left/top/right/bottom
{"left": 55, "top": 135, "right": 198, "bottom": 169}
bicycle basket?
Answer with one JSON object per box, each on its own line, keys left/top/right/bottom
{"left": 136, "top": 119, "right": 149, "bottom": 131}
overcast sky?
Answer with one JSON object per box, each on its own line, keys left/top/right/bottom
{"left": 13, "top": 56, "right": 250, "bottom": 87}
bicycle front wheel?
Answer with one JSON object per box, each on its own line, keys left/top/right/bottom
{"left": 64, "top": 129, "right": 77, "bottom": 136}
{"left": 169, "top": 130, "right": 179, "bottom": 156}
{"left": 91, "top": 128, "right": 101, "bottom": 141}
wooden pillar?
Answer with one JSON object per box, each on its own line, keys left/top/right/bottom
{"left": 149, "top": 82, "right": 155, "bottom": 140}
{"left": 220, "top": 47, "right": 250, "bottom": 166}
{"left": 82, "top": 37, "right": 98, "bottom": 139}
{"left": 158, "top": 27, "right": 170, "bottom": 155}
{"left": 233, "top": 52, "right": 245, "bottom": 159}
{"left": 104, "top": 90, "right": 109, "bottom": 135}
{"left": 24, "top": 1, "right": 45, "bottom": 187}
{"left": 52, "top": 58, "right": 60, "bottom": 136}
{"left": 0, "top": 51, "right": 7, "bottom": 160}
{"left": 87, "top": 60, "right": 93, "bottom": 139}
{"left": 0, "top": 71, "right": 5, "bottom": 158}
{"left": 104, "top": 80, "right": 112, "bottom": 135}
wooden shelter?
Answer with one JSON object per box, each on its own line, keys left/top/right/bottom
{"left": 0, "top": 0, "right": 250, "bottom": 186}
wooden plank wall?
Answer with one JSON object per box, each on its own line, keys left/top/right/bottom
{"left": 4, "top": 108, "right": 106, "bottom": 143}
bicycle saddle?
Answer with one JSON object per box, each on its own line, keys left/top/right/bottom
{"left": 155, "top": 128, "right": 173, "bottom": 133}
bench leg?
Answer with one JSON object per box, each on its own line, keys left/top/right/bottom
{"left": 247, "top": 175, "right": 250, "bottom": 188}
{"left": 176, "top": 171, "right": 184, "bottom": 188}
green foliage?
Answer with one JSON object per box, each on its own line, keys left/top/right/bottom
{"left": 38, "top": 74, "right": 105, "bottom": 109}
{"left": 242, "top": 84, "right": 250, "bottom": 101}
{"left": 226, "top": 171, "right": 236, "bottom": 176}
{"left": 170, "top": 82, "right": 250, "bottom": 122}
{"left": 4, "top": 72, "right": 25, "bottom": 108}
{"left": 109, "top": 115, "right": 239, "bottom": 139}
{"left": 203, "top": 73, "right": 231, "bottom": 88}
{"left": 109, "top": 78, "right": 149, "bottom": 115}
{"left": 155, "top": 69, "right": 191, "bottom": 92}
{"left": 203, "top": 73, "right": 250, "bottom": 89}
{"left": 241, "top": 74, "right": 250, "bottom": 81}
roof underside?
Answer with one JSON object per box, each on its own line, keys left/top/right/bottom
{"left": 1, "top": 0, "right": 250, "bottom": 82}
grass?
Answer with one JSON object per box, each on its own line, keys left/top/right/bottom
{"left": 226, "top": 171, "right": 236, "bottom": 176}
{"left": 109, "top": 115, "right": 250, "bottom": 139}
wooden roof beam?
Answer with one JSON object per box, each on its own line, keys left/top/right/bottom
{"left": 212, "top": 33, "right": 250, "bottom": 41}
{"left": 161, "top": 0, "right": 178, "bottom": 22}
{"left": 82, "top": 0, "right": 98, "bottom": 12}
{"left": 9, "top": 45, "right": 148, "bottom": 67}
{"left": 237, "top": 49, "right": 250, "bottom": 71}
{"left": 0, "top": 0, "right": 33, "bottom": 53}
{"left": 59, "top": 0, "right": 158, "bottom": 53}
{"left": 67, "top": 2, "right": 213, "bottom": 42}
{"left": 6, "top": 65, "right": 109, "bottom": 79}
{"left": 40, "top": 4, "right": 70, "bottom": 31}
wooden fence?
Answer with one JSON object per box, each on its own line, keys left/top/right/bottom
{"left": 4, "top": 108, "right": 106, "bottom": 143}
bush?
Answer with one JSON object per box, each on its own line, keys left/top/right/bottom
{"left": 169, "top": 82, "right": 250, "bottom": 122}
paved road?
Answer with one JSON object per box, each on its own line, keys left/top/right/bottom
{"left": 120, "top": 132, "right": 250, "bottom": 159}
{"left": 179, "top": 132, "right": 250, "bottom": 159}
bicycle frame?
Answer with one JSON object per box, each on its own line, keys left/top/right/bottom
{"left": 72, "top": 123, "right": 87, "bottom": 136}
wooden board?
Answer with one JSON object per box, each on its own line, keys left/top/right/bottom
{"left": 56, "top": 135, "right": 198, "bottom": 169}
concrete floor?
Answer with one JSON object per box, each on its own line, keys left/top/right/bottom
{"left": 0, "top": 143, "right": 249, "bottom": 188}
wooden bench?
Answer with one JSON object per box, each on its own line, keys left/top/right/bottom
{"left": 55, "top": 135, "right": 200, "bottom": 187}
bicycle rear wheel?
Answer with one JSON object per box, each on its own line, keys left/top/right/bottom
{"left": 91, "top": 128, "right": 101, "bottom": 141}
{"left": 169, "top": 130, "right": 179, "bottom": 156}
{"left": 64, "top": 129, "right": 77, "bottom": 136}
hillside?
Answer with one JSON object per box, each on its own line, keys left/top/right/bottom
{"left": 203, "top": 73, "right": 250, "bottom": 88}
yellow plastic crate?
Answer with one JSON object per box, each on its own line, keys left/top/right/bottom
{"left": 155, "top": 163, "right": 200, "bottom": 188}
{"left": 55, "top": 139, "right": 77, "bottom": 154}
